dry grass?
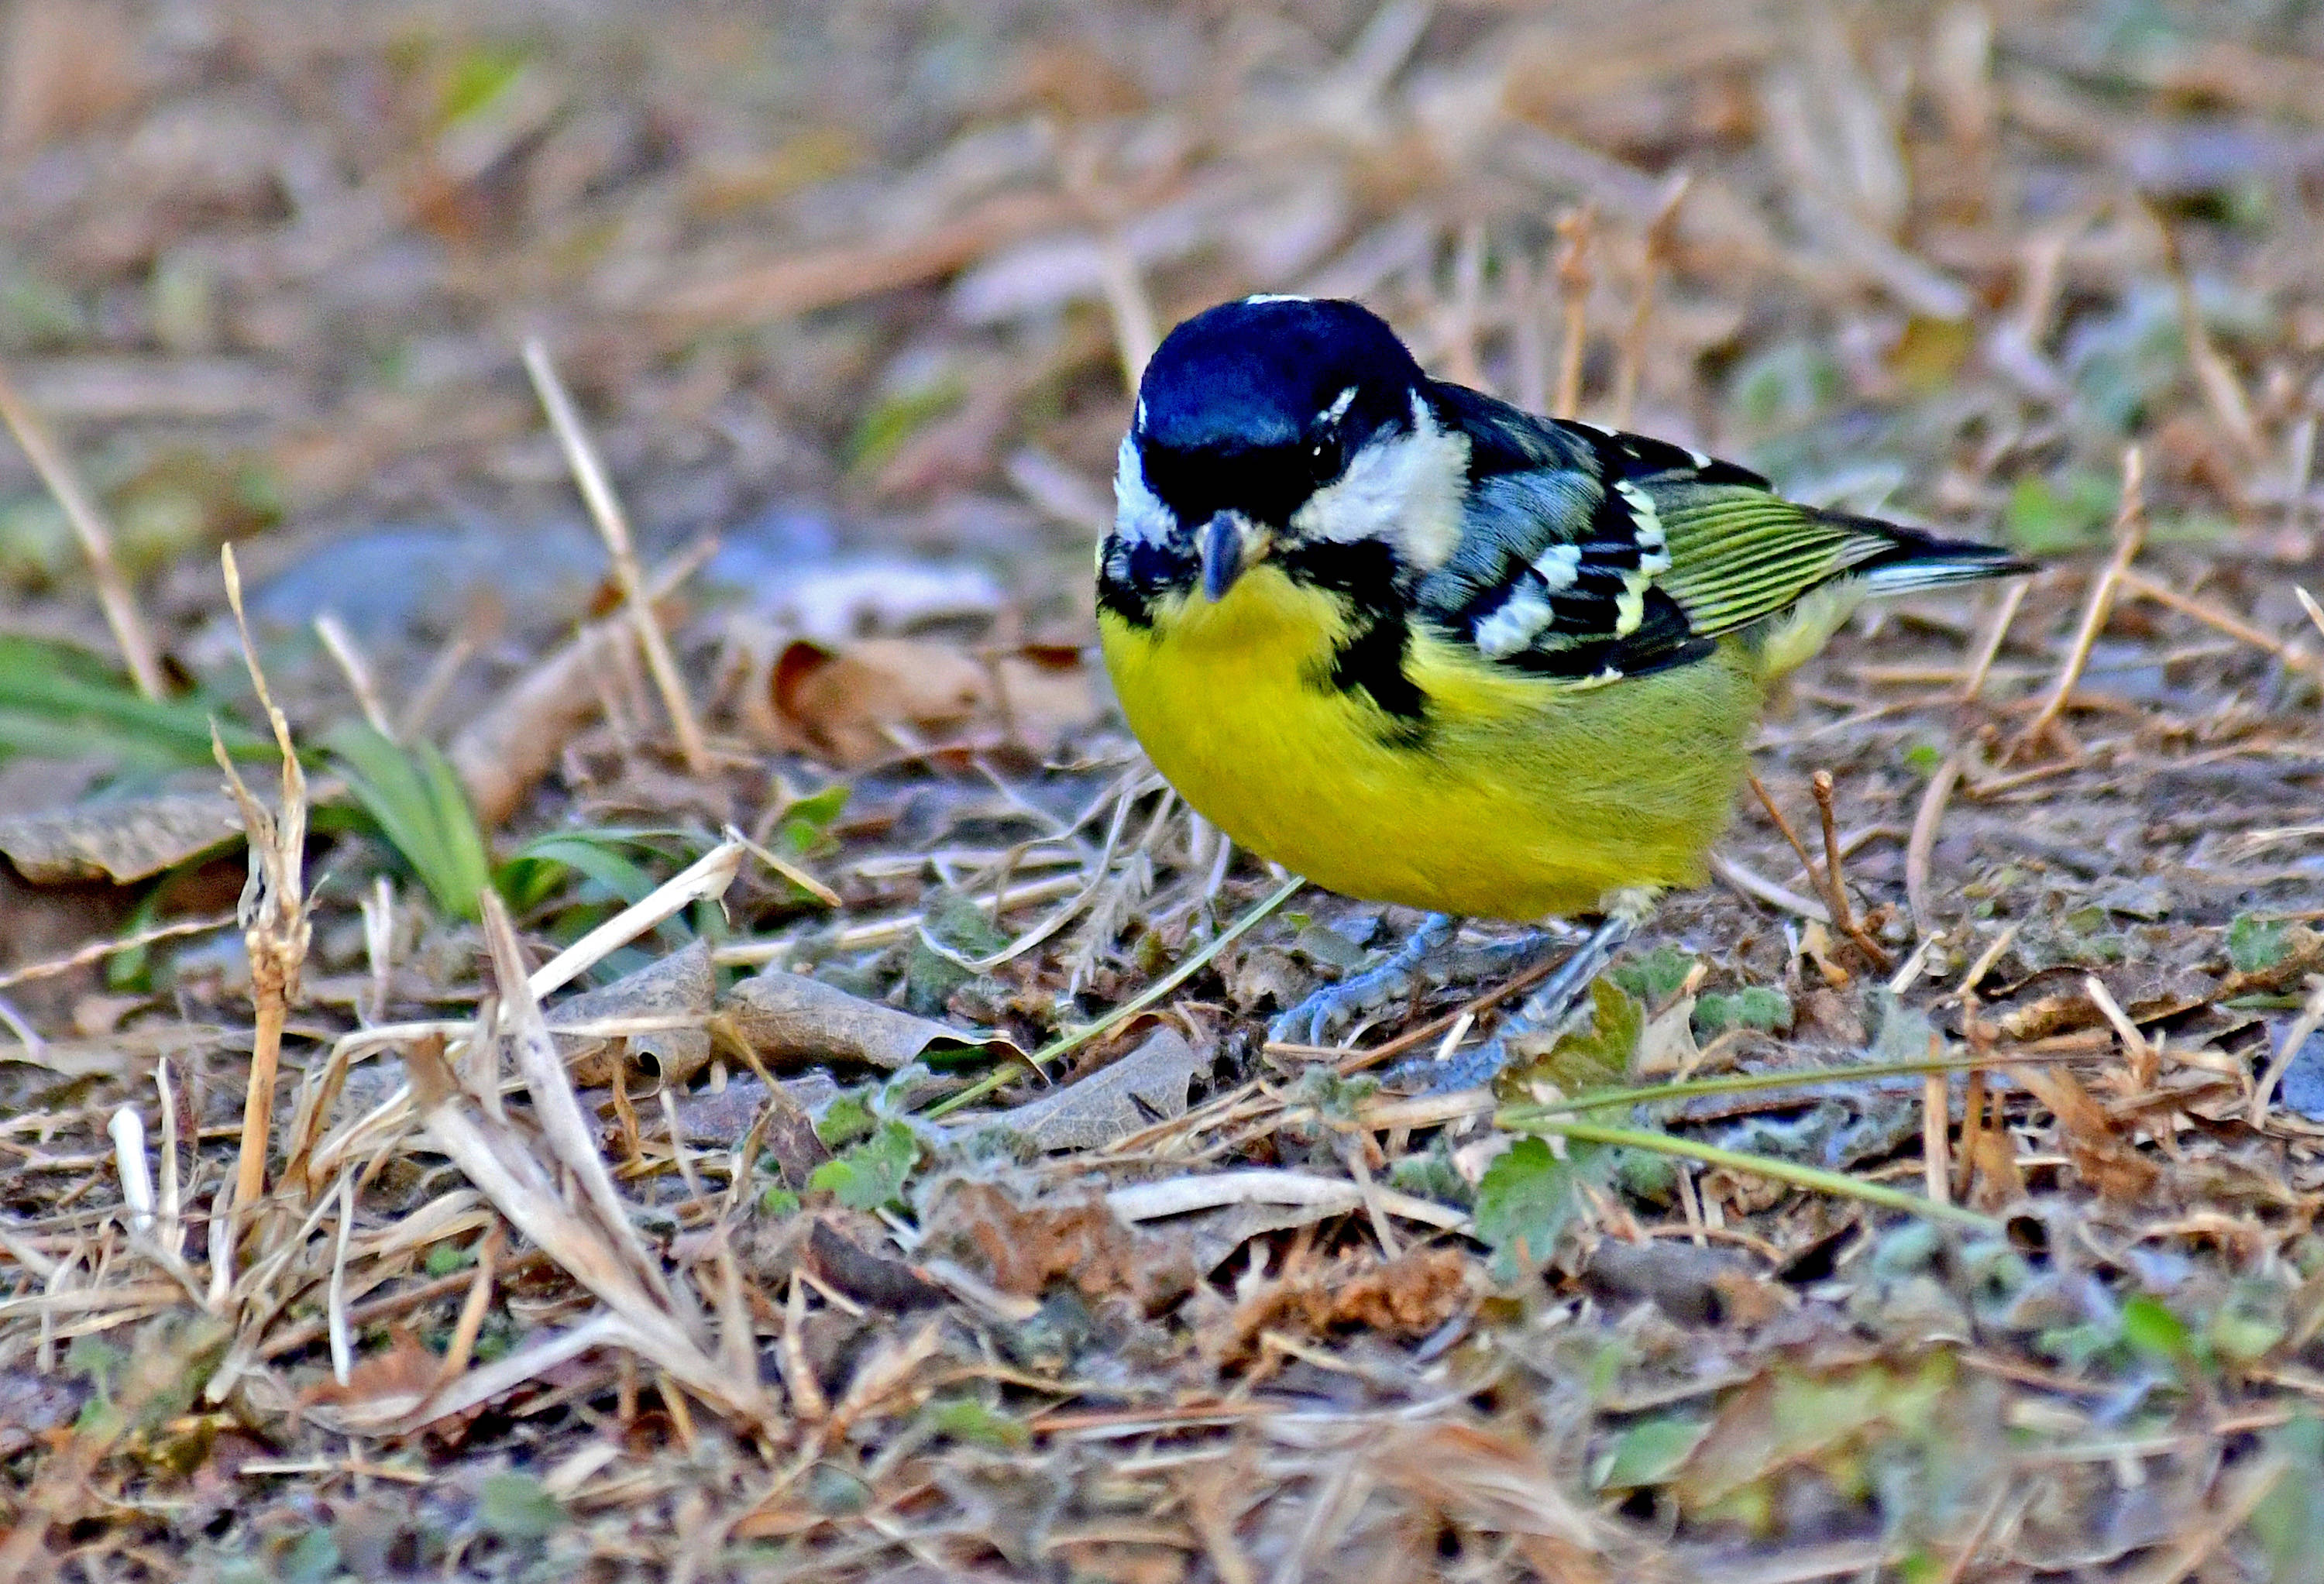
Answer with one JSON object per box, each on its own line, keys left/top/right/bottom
{"left": 1, "top": 2, "right": 2322, "bottom": 1580}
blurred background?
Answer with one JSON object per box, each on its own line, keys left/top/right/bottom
{"left": 2, "top": 0, "right": 2316, "bottom": 687}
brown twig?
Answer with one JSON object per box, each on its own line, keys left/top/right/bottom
{"left": 1958, "top": 579, "right": 2029, "bottom": 703}
{"left": 1905, "top": 751, "right": 1964, "bottom": 938}
{"left": 522, "top": 338, "right": 712, "bottom": 776}
{"left": 2016, "top": 446, "right": 2145, "bottom": 758}
{"left": 218, "top": 545, "right": 312, "bottom": 1225}
{"left": 2154, "top": 207, "right": 2261, "bottom": 459}
{"left": 1811, "top": 769, "right": 1894, "bottom": 969}
{"left": 2250, "top": 975, "right": 2324, "bottom": 1129}
{"left": 1748, "top": 773, "right": 1821, "bottom": 880}
{"left": 0, "top": 357, "right": 167, "bottom": 700}
{"left": 1922, "top": 1035, "right": 1951, "bottom": 1209}
{"left": 1550, "top": 205, "right": 1597, "bottom": 420}
{"left": 2116, "top": 565, "right": 2320, "bottom": 675}
{"left": 1611, "top": 174, "right": 1688, "bottom": 429}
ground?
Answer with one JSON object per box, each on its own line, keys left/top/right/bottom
{"left": 1, "top": 2, "right": 2322, "bottom": 1580}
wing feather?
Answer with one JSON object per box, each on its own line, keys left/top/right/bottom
{"left": 1411, "top": 385, "right": 2026, "bottom": 683}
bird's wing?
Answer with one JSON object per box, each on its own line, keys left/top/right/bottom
{"left": 1415, "top": 384, "right": 2017, "bottom": 682}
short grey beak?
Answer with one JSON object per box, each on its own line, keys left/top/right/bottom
{"left": 1198, "top": 512, "right": 1244, "bottom": 602}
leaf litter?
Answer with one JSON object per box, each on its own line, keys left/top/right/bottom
{"left": 2, "top": 2, "right": 2323, "bottom": 1580}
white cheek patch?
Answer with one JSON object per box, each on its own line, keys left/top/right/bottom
{"left": 1112, "top": 433, "right": 1178, "bottom": 548}
{"left": 1287, "top": 392, "right": 1471, "bottom": 570}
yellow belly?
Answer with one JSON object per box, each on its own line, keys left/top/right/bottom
{"left": 1098, "top": 566, "right": 1765, "bottom": 920}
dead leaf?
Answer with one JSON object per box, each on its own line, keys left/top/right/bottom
{"left": 988, "top": 1026, "right": 1205, "bottom": 1151}
{"left": 714, "top": 967, "right": 1021, "bottom": 1071}
{"left": 2011, "top": 1062, "right": 2162, "bottom": 1201}
{"left": 0, "top": 788, "right": 242, "bottom": 883}
{"left": 739, "top": 635, "right": 1102, "bottom": 766}
{"left": 553, "top": 940, "right": 713, "bottom": 1087}
{"left": 448, "top": 614, "right": 641, "bottom": 827}
{"left": 765, "top": 637, "right": 990, "bottom": 765}
{"left": 1583, "top": 1238, "right": 1783, "bottom": 1327}
{"left": 1197, "top": 1242, "right": 1473, "bottom": 1367}
{"left": 0, "top": 1367, "right": 91, "bottom": 1457}
{"left": 806, "top": 1218, "right": 947, "bottom": 1311}
{"left": 920, "top": 1180, "right": 1195, "bottom": 1311}
{"left": 299, "top": 1328, "right": 443, "bottom": 1432}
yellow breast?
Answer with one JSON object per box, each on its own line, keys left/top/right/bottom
{"left": 1098, "top": 565, "right": 1766, "bottom": 920}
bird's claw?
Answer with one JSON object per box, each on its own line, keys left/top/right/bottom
{"left": 1267, "top": 913, "right": 1456, "bottom": 1046}
{"left": 1387, "top": 911, "right": 1638, "bottom": 1093}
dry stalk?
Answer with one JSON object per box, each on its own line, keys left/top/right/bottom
{"left": 1611, "top": 174, "right": 1689, "bottom": 429}
{"left": 2154, "top": 208, "right": 2261, "bottom": 459}
{"left": 1439, "top": 218, "right": 1488, "bottom": 390}
{"left": 1550, "top": 204, "right": 1597, "bottom": 420}
{"left": 311, "top": 611, "right": 394, "bottom": 735}
{"left": 1810, "top": 769, "right": 1894, "bottom": 969}
{"left": 2016, "top": 446, "right": 2145, "bottom": 758}
{"left": 1922, "top": 1036, "right": 1951, "bottom": 1208}
{"left": 218, "top": 545, "right": 313, "bottom": 1226}
{"left": 521, "top": 338, "right": 712, "bottom": 775}
{"left": 0, "top": 356, "right": 167, "bottom": 700}
{"left": 1904, "top": 751, "right": 1965, "bottom": 937}
{"left": 1958, "top": 579, "right": 2029, "bottom": 703}
{"left": 2250, "top": 974, "right": 2324, "bottom": 1128}
{"left": 2116, "top": 565, "right": 2320, "bottom": 675}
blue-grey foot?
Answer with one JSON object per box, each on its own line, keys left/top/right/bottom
{"left": 1391, "top": 909, "right": 1643, "bottom": 1093}
{"left": 1268, "top": 912, "right": 1456, "bottom": 1046}
{"left": 1268, "top": 915, "right": 1559, "bottom": 1046}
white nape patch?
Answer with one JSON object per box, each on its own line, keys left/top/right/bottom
{"left": 1532, "top": 541, "right": 1582, "bottom": 592}
{"left": 1241, "top": 294, "right": 1312, "bottom": 306}
{"left": 1112, "top": 432, "right": 1178, "bottom": 548}
{"left": 1287, "top": 391, "right": 1470, "bottom": 569}
{"left": 1472, "top": 581, "right": 1554, "bottom": 658}
{"left": 1686, "top": 446, "right": 1712, "bottom": 469}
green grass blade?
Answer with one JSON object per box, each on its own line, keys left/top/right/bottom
{"left": 1515, "top": 1116, "right": 1999, "bottom": 1232}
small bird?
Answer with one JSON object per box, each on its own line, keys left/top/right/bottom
{"left": 1098, "top": 296, "right": 2028, "bottom": 1076}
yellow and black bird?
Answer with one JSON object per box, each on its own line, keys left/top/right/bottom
{"left": 1097, "top": 296, "right": 2029, "bottom": 1083}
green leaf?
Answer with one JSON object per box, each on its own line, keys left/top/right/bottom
{"left": 423, "top": 1240, "right": 477, "bottom": 1278}
{"left": 1502, "top": 978, "right": 1643, "bottom": 1098}
{"left": 476, "top": 1470, "right": 564, "bottom": 1543}
{"left": 2229, "top": 913, "right": 2292, "bottom": 974}
{"left": 0, "top": 634, "right": 263, "bottom": 771}
{"left": 1473, "top": 1137, "right": 1583, "bottom": 1280}
{"left": 778, "top": 784, "right": 849, "bottom": 854}
{"left": 923, "top": 1395, "right": 1030, "bottom": 1449}
{"left": 809, "top": 1119, "right": 920, "bottom": 1211}
{"left": 758, "top": 1185, "right": 801, "bottom": 1217}
{"left": 277, "top": 1529, "right": 340, "bottom": 1584}
{"left": 325, "top": 722, "right": 493, "bottom": 920}
{"left": 2119, "top": 1294, "right": 2190, "bottom": 1361}
{"left": 1693, "top": 986, "right": 1792, "bottom": 1040}
{"left": 2003, "top": 472, "right": 2117, "bottom": 555}
{"left": 1611, "top": 944, "right": 1696, "bottom": 1006}
{"left": 2245, "top": 1414, "right": 2324, "bottom": 1584}
{"left": 1592, "top": 1414, "right": 1710, "bottom": 1490}
{"left": 815, "top": 1092, "right": 877, "bottom": 1149}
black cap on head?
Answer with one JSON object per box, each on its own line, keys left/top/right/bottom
{"left": 1133, "top": 297, "right": 1422, "bottom": 524}
{"left": 1137, "top": 297, "right": 1420, "bottom": 453}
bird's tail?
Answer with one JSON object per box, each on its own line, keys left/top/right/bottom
{"left": 1833, "top": 514, "right": 2036, "bottom": 596}
{"left": 1752, "top": 516, "right": 2031, "bottom": 679}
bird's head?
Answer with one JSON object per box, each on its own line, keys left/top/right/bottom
{"left": 1109, "top": 297, "right": 1466, "bottom": 606}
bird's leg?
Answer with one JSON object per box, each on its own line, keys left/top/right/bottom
{"left": 1267, "top": 912, "right": 1459, "bottom": 1046}
{"left": 1395, "top": 891, "right": 1658, "bottom": 1092}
